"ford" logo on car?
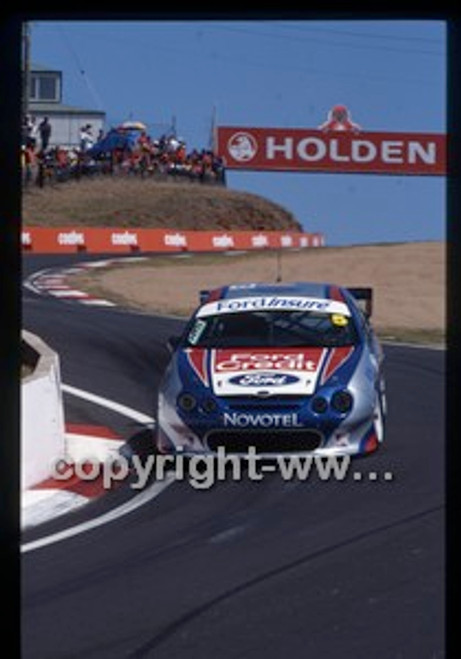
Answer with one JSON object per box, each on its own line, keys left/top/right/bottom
{"left": 229, "top": 373, "right": 299, "bottom": 387}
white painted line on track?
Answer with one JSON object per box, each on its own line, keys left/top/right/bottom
{"left": 23, "top": 281, "right": 45, "bottom": 295}
{"left": 79, "top": 299, "right": 117, "bottom": 306}
{"left": 79, "top": 260, "right": 114, "bottom": 268}
{"left": 61, "top": 267, "right": 87, "bottom": 274}
{"left": 48, "top": 289, "right": 90, "bottom": 298}
{"left": 24, "top": 268, "right": 53, "bottom": 283}
{"left": 39, "top": 285, "right": 71, "bottom": 291}
{"left": 66, "top": 433, "right": 126, "bottom": 461}
{"left": 61, "top": 383, "right": 155, "bottom": 425}
{"left": 21, "top": 475, "right": 175, "bottom": 553}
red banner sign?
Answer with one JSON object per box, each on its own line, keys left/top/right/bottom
{"left": 217, "top": 127, "right": 446, "bottom": 176}
{"left": 21, "top": 227, "right": 325, "bottom": 254}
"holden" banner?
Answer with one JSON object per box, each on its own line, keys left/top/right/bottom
{"left": 216, "top": 127, "right": 446, "bottom": 176}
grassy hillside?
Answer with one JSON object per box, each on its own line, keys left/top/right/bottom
{"left": 22, "top": 178, "right": 302, "bottom": 232}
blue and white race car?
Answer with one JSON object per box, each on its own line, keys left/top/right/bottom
{"left": 156, "top": 282, "right": 386, "bottom": 457}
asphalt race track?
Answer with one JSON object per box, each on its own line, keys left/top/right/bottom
{"left": 22, "top": 254, "right": 445, "bottom": 659}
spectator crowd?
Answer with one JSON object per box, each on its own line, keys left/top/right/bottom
{"left": 21, "top": 116, "right": 226, "bottom": 188}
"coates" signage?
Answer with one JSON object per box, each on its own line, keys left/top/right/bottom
{"left": 217, "top": 127, "right": 446, "bottom": 176}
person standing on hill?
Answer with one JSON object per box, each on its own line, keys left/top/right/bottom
{"left": 38, "top": 116, "right": 52, "bottom": 152}
{"left": 80, "top": 124, "right": 94, "bottom": 152}
{"left": 30, "top": 116, "right": 39, "bottom": 149}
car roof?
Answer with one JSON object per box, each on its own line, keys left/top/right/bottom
{"left": 218, "top": 282, "right": 345, "bottom": 301}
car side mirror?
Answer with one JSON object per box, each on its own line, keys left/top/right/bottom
{"left": 166, "top": 335, "right": 181, "bottom": 353}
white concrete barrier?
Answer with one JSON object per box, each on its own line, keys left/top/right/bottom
{"left": 21, "top": 331, "right": 66, "bottom": 490}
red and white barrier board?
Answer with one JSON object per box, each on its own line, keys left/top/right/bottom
{"left": 217, "top": 126, "right": 446, "bottom": 176}
{"left": 21, "top": 227, "right": 325, "bottom": 254}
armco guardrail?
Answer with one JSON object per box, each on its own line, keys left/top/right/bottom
{"left": 21, "top": 227, "right": 325, "bottom": 254}
{"left": 21, "top": 331, "right": 66, "bottom": 490}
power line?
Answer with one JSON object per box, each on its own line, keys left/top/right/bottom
{"left": 269, "top": 21, "right": 444, "bottom": 44}
{"left": 204, "top": 24, "right": 444, "bottom": 57}
{"left": 38, "top": 27, "right": 441, "bottom": 90}
{"left": 55, "top": 23, "right": 104, "bottom": 111}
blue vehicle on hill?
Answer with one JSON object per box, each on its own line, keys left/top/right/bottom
{"left": 156, "top": 282, "right": 386, "bottom": 457}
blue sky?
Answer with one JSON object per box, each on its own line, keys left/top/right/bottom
{"left": 30, "top": 19, "right": 446, "bottom": 245}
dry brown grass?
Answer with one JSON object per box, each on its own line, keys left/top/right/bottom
{"left": 22, "top": 177, "right": 302, "bottom": 231}
{"left": 70, "top": 241, "right": 445, "bottom": 344}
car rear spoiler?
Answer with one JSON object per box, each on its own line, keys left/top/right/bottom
{"left": 200, "top": 289, "right": 211, "bottom": 304}
{"left": 347, "top": 287, "right": 373, "bottom": 318}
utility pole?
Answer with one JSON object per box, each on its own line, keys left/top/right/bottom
{"left": 22, "top": 21, "right": 31, "bottom": 124}
{"left": 276, "top": 249, "right": 283, "bottom": 282}
{"left": 209, "top": 104, "right": 217, "bottom": 151}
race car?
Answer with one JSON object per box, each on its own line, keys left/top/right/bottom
{"left": 156, "top": 282, "right": 386, "bottom": 457}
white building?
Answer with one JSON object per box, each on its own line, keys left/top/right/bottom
{"left": 27, "top": 63, "right": 106, "bottom": 148}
